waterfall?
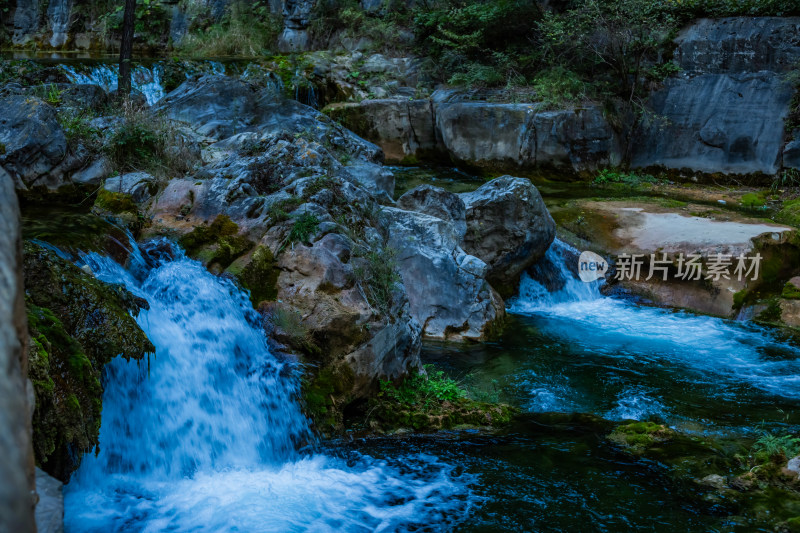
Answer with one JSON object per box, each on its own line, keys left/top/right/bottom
{"left": 47, "top": 0, "right": 72, "bottom": 48}
{"left": 64, "top": 241, "right": 475, "bottom": 531}
{"left": 509, "top": 239, "right": 602, "bottom": 313}
{"left": 509, "top": 239, "right": 800, "bottom": 403}
{"left": 59, "top": 64, "right": 168, "bottom": 105}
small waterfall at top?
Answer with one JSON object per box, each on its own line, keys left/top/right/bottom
{"left": 58, "top": 61, "right": 226, "bottom": 106}
{"left": 47, "top": 0, "right": 72, "bottom": 48}
{"left": 64, "top": 241, "right": 475, "bottom": 532}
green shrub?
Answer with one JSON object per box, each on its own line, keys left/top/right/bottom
{"left": 105, "top": 102, "right": 192, "bottom": 177}
{"left": 532, "top": 67, "right": 590, "bottom": 108}
{"left": 177, "top": 1, "right": 280, "bottom": 57}
{"left": 379, "top": 364, "right": 466, "bottom": 410}
{"left": 288, "top": 213, "right": 320, "bottom": 245}
{"left": 354, "top": 245, "right": 400, "bottom": 315}
{"left": 57, "top": 109, "right": 100, "bottom": 147}
{"left": 592, "top": 168, "right": 657, "bottom": 186}
{"left": 741, "top": 192, "right": 767, "bottom": 208}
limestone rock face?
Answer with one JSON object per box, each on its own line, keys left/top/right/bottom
{"left": 397, "top": 185, "right": 467, "bottom": 239}
{"left": 325, "top": 99, "right": 438, "bottom": 163}
{"left": 382, "top": 206, "right": 504, "bottom": 341}
{"left": 460, "top": 176, "right": 556, "bottom": 296}
{"left": 632, "top": 17, "right": 800, "bottom": 176}
{"left": 435, "top": 99, "right": 622, "bottom": 174}
{"left": 0, "top": 166, "right": 36, "bottom": 533}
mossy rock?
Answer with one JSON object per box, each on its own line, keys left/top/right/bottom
{"left": 228, "top": 245, "right": 280, "bottom": 307}
{"left": 783, "top": 282, "right": 800, "bottom": 300}
{"left": 23, "top": 241, "right": 154, "bottom": 481}
{"left": 179, "top": 214, "right": 254, "bottom": 270}
{"left": 93, "top": 188, "right": 138, "bottom": 214}
{"left": 608, "top": 421, "right": 676, "bottom": 454}
{"left": 302, "top": 365, "right": 356, "bottom": 434}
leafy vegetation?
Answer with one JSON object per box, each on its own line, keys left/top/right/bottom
{"left": 105, "top": 102, "right": 193, "bottom": 177}
{"left": 354, "top": 245, "right": 400, "bottom": 315}
{"left": 592, "top": 168, "right": 658, "bottom": 186}
{"left": 288, "top": 212, "right": 320, "bottom": 245}
{"left": 177, "top": 1, "right": 280, "bottom": 57}
{"left": 379, "top": 364, "right": 466, "bottom": 409}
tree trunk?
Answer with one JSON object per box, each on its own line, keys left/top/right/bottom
{"left": 118, "top": 0, "right": 137, "bottom": 99}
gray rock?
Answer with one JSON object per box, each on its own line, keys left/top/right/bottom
{"left": 345, "top": 163, "right": 395, "bottom": 204}
{"left": 631, "top": 72, "right": 794, "bottom": 175}
{"left": 697, "top": 474, "right": 727, "bottom": 489}
{"left": 104, "top": 172, "right": 156, "bottom": 204}
{"left": 71, "top": 157, "right": 113, "bottom": 186}
{"left": 0, "top": 166, "right": 36, "bottom": 533}
{"left": 434, "top": 100, "right": 621, "bottom": 173}
{"left": 326, "top": 99, "right": 437, "bottom": 163}
{"left": 397, "top": 185, "right": 467, "bottom": 239}
{"left": 382, "top": 206, "right": 504, "bottom": 341}
{"left": 0, "top": 96, "right": 68, "bottom": 189}
{"left": 34, "top": 468, "right": 63, "bottom": 533}
{"left": 784, "top": 139, "right": 800, "bottom": 170}
{"left": 788, "top": 455, "right": 800, "bottom": 474}
{"left": 460, "top": 176, "right": 555, "bottom": 295}
{"left": 675, "top": 17, "right": 800, "bottom": 74}
{"left": 632, "top": 17, "right": 800, "bottom": 176}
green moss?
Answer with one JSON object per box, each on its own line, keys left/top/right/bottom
{"left": 365, "top": 364, "right": 517, "bottom": 432}
{"left": 609, "top": 421, "right": 676, "bottom": 454}
{"left": 302, "top": 365, "right": 356, "bottom": 433}
{"left": 741, "top": 192, "right": 767, "bottom": 208}
{"left": 94, "top": 189, "right": 138, "bottom": 214}
{"left": 785, "top": 517, "right": 800, "bottom": 533}
{"left": 777, "top": 199, "right": 800, "bottom": 227}
{"left": 782, "top": 282, "right": 800, "bottom": 300}
{"left": 179, "top": 215, "right": 254, "bottom": 269}
{"left": 23, "top": 241, "right": 153, "bottom": 481}
{"left": 233, "top": 246, "right": 280, "bottom": 307}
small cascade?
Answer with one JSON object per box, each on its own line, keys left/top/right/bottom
{"left": 64, "top": 241, "right": 475, "bottom": 531}
{"left": 509, "top": 239, "right": 601, "bottom": 313}
{"left": 60, "top": 63, "right": 167, "bottom": 105}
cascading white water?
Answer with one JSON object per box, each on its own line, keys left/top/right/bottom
{"left": 509, "top": 239, "right": 800, "bottom": 416}
{"left": 64, "top": 243, "right": 476, "bottom": 532}
{"left": 58, "top": 62, "right": 225, "bottom": 105}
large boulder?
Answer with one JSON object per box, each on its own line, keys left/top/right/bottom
{"left": 460, "top": 176, "right": 556, "bottom": 297}
{"left": 397, "top": 185, "right": 467, "bottom": 239}
{"left": 0, "top": 95, "right": 69, "bottom": 190}
{"left": 433, "top": 96, "right": 622, "bottom": 174}
{"left": 0, "top": 167, "right": 36, "bottom": 532}
{"left": 382, "top": 205, "right": 504, "bottom": 341}
{"left": 325, "top": 99, "right": 438, "bottom": 163}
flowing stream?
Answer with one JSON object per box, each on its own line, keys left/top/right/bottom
{"left": 63, "top": 243, "right": 476, "bottom": 532}
{"left": 61, "top": 237, "right": 800, "bottom": 531}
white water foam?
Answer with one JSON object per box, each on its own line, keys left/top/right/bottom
{"left": 509, "top": 240, "right": 800, "bottom": 402}
{"left": 65, "top": 244, "right": 476, "bottom": 532}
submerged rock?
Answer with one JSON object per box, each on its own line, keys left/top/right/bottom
{"left": 460, "top": 176, "right": 556, "bottom": 297}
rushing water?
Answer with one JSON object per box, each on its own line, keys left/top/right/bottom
{"left": 432, "top": 240, "right": 800, "bottom": 436}
{"left": 58, "top": 224, "right": 800, "bottom": 531}
{"left": 64, "top": 243, "right": 476, "bottom": 532}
